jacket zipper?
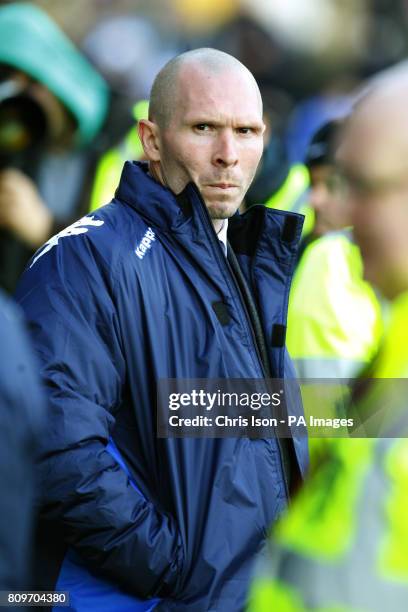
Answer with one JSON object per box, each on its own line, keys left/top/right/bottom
{"left": 189, "top": 185, "right": 290, "bottom": 498}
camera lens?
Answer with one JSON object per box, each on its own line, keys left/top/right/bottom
{"left": 0, "top": 95, "right": 47, "bottom": 154}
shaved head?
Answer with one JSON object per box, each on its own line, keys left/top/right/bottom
{"left": 139, "top": 47, "right": 265, "bottom": 233}
{"left": 340, "top": 64, "right": 408, "bottom": 187}
{"left": 338, "top": 62, "right": 408, "bottom": 299}
{"left": 149, "top": 48, "right": 262, "bottom": 129}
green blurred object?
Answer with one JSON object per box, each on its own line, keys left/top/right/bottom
{"left": 89, "top": 100, "right": 149, "bottom": 211}
{"left": 0, "top": 3, "right": 109, "bottom": 146}
{"left": 265, "top": 163, "right": 313, "bottom": 238}
{"left": 132, "top": 100, "right": 149, "bottom": 123}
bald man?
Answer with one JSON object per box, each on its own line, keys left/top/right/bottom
{"left": 15, "top": 49, "right": 308, "bottom": 611}
{"left": 248, "top": 64, "right": 408, "bottom": 612}
{"left": 339, "top": 67, "right": 408, "bottom": 302}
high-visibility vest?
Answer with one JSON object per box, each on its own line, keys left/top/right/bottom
{"left": 287, "top": 231, "right": 384, "bottom": 379}
{"left": 89, "top": 100, "right": 149, "bottom": 212}
{"left": 265, "top": 163, "right": 314, "bottom": 237}
{"left": 287, "top": 231, "right": 384, "bottom": 466}
{"left": 248, "top": 292, "right": 408, "bottom": 612}
{"left": 369, "top": 290, "right": 408, "bottom": 378}
{"left": 249, "top": 437, "right": 408, "bottom": 610}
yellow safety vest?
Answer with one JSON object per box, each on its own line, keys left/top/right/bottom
{"left": 89, "top": 100, "right": 149, "bottom": 212}
{"left": 287, "top": 232, "right": 383, "bottom": 379}
{"left": 286, "top": 230, "right": 384, "bottom": 469}
{"left": 248, "top": 292, "right": 408, "bottom": 612}
{"left": 265, "top": 163, "right": 314, "bottom": 237}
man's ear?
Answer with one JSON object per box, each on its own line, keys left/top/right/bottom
{"left": 138, "top": 119, "right": 161, "bottom": 162}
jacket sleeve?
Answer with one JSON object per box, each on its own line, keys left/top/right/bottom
{"left": 0, "top": 293, "right": 45, "bottom": 590}
{"left": 15, "top": 234, "right": 184, "bottom": 599}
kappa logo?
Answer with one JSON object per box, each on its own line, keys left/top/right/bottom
{"left": 135, "top": 227, "right": 156, "bottom": 260}
{"left": 30, "top": 216, "right": 104, "bottom": 268}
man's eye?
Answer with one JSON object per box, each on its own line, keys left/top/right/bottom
{"left": 237, "top": 127, "right": 253, "bottom": 135}
{"left": 195, "top": 124, "right": 211, "bottom": 131}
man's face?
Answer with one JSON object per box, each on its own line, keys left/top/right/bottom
{"left": 308, "top": 164, "right": 351, "bottom": 238}
{"left": 155, "top": 65, "right": 265, "bottom": 221}
{"left": 338, "top": 106, "right": 408, "bottom": 299}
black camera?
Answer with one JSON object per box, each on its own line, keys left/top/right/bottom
{"left": 0, "top": 92, "right": 48, "bottom": 170}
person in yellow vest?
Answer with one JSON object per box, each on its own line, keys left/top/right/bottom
{"left": 243, "top": 109, "right": 313, "bottom": 236}
{"left": 248, "top": 62, "right": 408, "bottom": 612}
{"left": 263, "top": 160, "right": 312, "bottom": 237}
{"left": 295, "top": 120, "right": 354, "bottom": 262}
{"left": 287, "top": 119, "right": 384, "bottom": 382}
{"left": 89, "top": 99, "right": 149, "bottom": 212}
{"left": 287, "top": 119, "right": 384, "bottom": 476}
{"left": 287, "top": 232, "right": 384, "bottom": 380}
{"left": 261, "top": 121, "right": 351, "bottom": 259}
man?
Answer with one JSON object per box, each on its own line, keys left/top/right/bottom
{"left": 16, "top": 49, "right": 308, "bottom": 611}
{"left": 305, "top": 121, "right": 349, "bottom": 240}
{"left": 286, "top": 120, "right": 383, "bottom": 381}
{"left": 248, "top": 63, "right": 408, "bottom": 611}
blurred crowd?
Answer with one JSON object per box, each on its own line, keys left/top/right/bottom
{"left": 2, "top": 0, "right": 408, "bottom": 291}
{"left": 2, "top": 0, "right": 408, "bottom": 610}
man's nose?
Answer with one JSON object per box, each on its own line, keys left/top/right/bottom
{"left": 212, "top": 131, "right": 238, "bottom": 167}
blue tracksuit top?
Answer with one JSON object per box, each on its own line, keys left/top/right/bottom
{"left": 16, "top": 161, "right": 308, "bottom": 611}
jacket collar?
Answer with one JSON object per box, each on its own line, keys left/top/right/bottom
{"left": 115, "top": 161, "right": 193, "bottom": 232}
{"left": 115, "top": 161, "right": 304, "bottom": 261}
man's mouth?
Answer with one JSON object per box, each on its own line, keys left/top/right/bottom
{"left": 208, "top": 183, "right": 239, "bottom": 189}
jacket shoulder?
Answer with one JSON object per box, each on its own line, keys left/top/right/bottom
{"left": 23, "top": 199, "right": 149, "bottom": 283}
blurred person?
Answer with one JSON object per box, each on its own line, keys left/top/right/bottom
{"left": 301, "top": 120, "right": 350, "bottom": 251}
{"left": 88, "top": 100, "right": 149, "bottom": 212}
{"left": 15, "top": 48, "right": 308, "bottom": 611}
{"left": 0, "top": 3, "right": 108, "bottom": 293}
{"left": 248, "top": 62, "right": 408, "bottom": 612}
{"left": 285, "top": 120, "right": 383, "bottom": 483}
{"left": 246, "top": 136, "right": 311, "bottom": 236}
{"left": 81, "top": 14, "right": 182, "bottom": 103}
{"left": 287, "top": 120, "right": 383, "bottom": 381}
{"left": 244, "top": 90, "right": 312, "bottom": 238}
{"left": 285, "top": 94, "right": 355, "bottom": 166}
{"left": 0, "top": 291, "right": 44, "bottom": 592}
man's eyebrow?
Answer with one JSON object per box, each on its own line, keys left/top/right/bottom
{"left": 183, "top": 116, "right": 264, "bottom": 128}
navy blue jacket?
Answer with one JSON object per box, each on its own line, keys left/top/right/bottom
{"left": 16, "top": 162, "right": 308, "bottom": 611}
{"left": 0, "top": 292, "right": 44, "bottom": 591}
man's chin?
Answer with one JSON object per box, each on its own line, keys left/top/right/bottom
{"left": 205, "top": 199, "right": 242, "bottom": 220}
